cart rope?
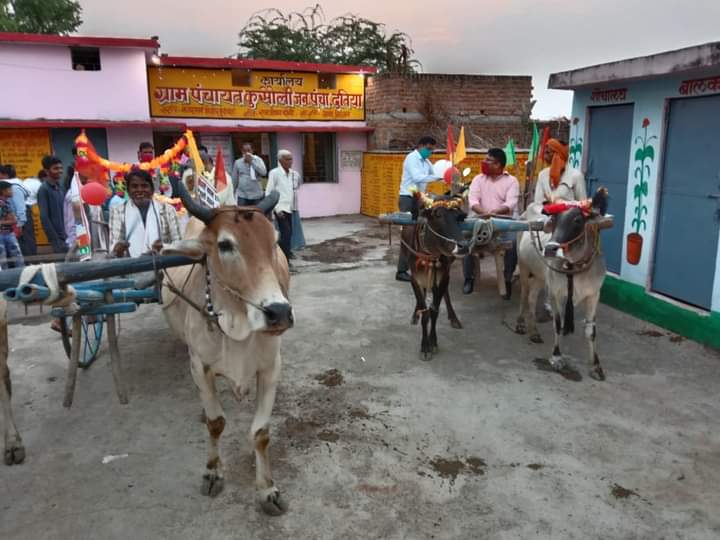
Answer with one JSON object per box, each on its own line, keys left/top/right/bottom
{"left": 18, "top": 264, "right": 78, "bottom": 308}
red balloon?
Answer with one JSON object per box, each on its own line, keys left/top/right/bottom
{"left": 443, "top": 166, "right": 460, "bottom": 185}
{"left": 80, "top": 181, "right": 108, "bottom": 206}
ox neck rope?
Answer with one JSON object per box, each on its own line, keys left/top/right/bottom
{"left": 163, "top": 257, "right": 266, "bottom": 333}
{"left": 532, "top": 222, "right": 601, "bottom": 275}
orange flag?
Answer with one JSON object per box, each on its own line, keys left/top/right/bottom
{"left": 214, "top": 146, "right": 227, "bottom": 191}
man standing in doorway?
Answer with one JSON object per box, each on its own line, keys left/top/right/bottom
{"left": 395, "top": 136, "right": 438, "bottom": 282}
{"left": 233, "top": 142, "right": 267, "bottom": 206}
{"left": 37, "top": 155, "right": 67, "bottom": 255}
{"left": 462, "top": 148, "right": 519, "bottom": 299}
{"left": 266, "top": 149, "right": 299, "bottom": 263}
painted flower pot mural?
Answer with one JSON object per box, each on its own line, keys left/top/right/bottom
{"left": 628, "top": 118, "right": 657, "bottom": 265}
{"left": 569, "top": 117, "right": 582, "bottom": 169}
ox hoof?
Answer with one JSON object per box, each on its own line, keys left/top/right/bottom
{"left": 515, "top": 323, "right": 527, "bottom": 335}
{"left": 259, "top": 487, "right": 288, "bottom": 516}
{"left": 549, "top": 356, "right": 565, "bottom": 372}
{"left": 590, "top": 366, "right": 606, "bottom": 381}
{"left": 450, "top": 318, "right": 463, "bottom": 330}
{"left": 4, "top": 443, "right": 25, "bottom": 466}
{"left": 201, "top": 472, "right": 225, "bottom": 497}
{"left": 420, "top": 351, "right": 433, "bottom": 362}
{"left": 530, "top": 333, "right": 544, "bottom": 344}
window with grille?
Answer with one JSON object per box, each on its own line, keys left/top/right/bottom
{"left": 302, "top": 133, "right": 337, "bottom": 183}
{"left": 71, "top": 47, "right": 101, "bottom": 71}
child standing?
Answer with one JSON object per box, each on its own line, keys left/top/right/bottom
{"left": 0, "top": 180, "right": 24, "bottom": 269}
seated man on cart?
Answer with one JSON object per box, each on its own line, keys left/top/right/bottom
{"left": 462, "top": 147, "right": 520, "bottom": 299}
{"left": 109, "top": 168, "right": 182, "bottom": 259}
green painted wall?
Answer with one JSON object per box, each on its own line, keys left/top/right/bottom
{"left": 601, "top": 275, "right": 720, "bottom": 349}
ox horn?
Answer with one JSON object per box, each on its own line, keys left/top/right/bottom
{"left": 169, "top": 174, "right": 213, "bottom": 224}
{"left": 256, "top": 190, "right": 280, "bottom": 215}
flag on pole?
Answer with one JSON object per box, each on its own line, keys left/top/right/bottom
{"left": 454, "top": 126, "right": 467, "bottom": 165}
{"left": 214, "top": 145, "right": 227, "bottom": 191}
{"left": 503, "top": 138, "right": 516, "bottom": 167}
{"left": 528, "top": 123, "right": 540, "bottom": 163}
{"left": 446, "top": 125, "right": 455, "bottom": 163}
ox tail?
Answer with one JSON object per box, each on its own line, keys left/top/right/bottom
{"left": 563, "top": 274, "right": 575, "bottom": 335}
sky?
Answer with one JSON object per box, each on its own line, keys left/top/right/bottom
{"left": 79, "top": 0, "right": 720, "bottom": 118}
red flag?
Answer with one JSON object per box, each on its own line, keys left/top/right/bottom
{"left": 214, "top": 146, "right": 227, "bottom": 191}
{"left": 446, "top": 125, "right": 455, "bottom": 162}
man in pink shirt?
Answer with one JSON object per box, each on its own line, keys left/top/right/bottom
{"left": 463, "top": 148, "right": 520, "bottom": 298}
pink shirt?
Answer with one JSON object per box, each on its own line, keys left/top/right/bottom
{"left": 468, "top": 173, "right": 520, "bottom": 217}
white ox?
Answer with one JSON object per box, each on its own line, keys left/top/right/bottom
{"left": 515, "top": 190, "right": 609, "bottom": 381}
{"left": 161, "top": 181, "right": 293, "bottom": 515}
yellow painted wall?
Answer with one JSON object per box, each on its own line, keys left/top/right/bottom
{"left": 361, "top": 151, "right": 529, "bottom": 217}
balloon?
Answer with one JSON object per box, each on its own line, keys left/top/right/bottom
{"left": 443, "top": 166, "right": 460, "bottom": 185}
{"left": 432, "top": 159, "right": 451, "bottom": 179}
{"left": 462, "top": 167, "right": 472, "bottom": 177}
{"left": 81, "top": 181, "right": 108, "bottom": 206}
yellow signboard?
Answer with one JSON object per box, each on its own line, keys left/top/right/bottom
{"left": 148, "top": 67, "right": 365, "bottom": 121}
{"left": 0, "top": 128, "right": 51, "bottom": 179}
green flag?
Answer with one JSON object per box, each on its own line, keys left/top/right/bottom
{"left": 504, "top": 138, "right": 516, "bottom": 167}
{"left": 528, "top": 123, "right": 540, "bottom": 163}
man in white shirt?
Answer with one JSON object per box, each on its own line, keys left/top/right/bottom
{"left": 232, "top": 142, "right": 268, "bottom": 206}
{"left": 396, "top": 135, "right": 438, "bottom": 282}
{"left": 534, "top": 139, "right": 587, "bottom": 204}
{"left": 265, "top": 149, "right": 300, "bottom": 262}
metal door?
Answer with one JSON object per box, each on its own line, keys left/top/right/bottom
{"left": 652, "top": 94, "right": 720, "bottom": 310}
{"left": 585, "top": 104, "right": 634, "bottom": 273}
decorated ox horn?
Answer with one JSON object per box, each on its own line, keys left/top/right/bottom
{"left": 256, "top": 190, "right": 280, "bottom": 215}
{"left": 169, "top": 174, "right": 213, "bottom": 224}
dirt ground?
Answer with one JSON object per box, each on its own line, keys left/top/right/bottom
{"left": 1, "top": 215, "right": 719, "bottom": 540}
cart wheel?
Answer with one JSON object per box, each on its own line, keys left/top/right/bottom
{"left": 60, "top": 315, "right": 105, "bottom": 368}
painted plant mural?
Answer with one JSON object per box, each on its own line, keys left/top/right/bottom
{"left": 627, "top": 117, "right": 657, "bottom": 265}
{"left": 569, "top": 117, "right": 582, "bottom": 168}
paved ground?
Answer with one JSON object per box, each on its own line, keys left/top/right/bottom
{"left": 2, "top": 215, "right": 719, "bottom": 540}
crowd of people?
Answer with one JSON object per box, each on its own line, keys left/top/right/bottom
{"left": 0, "top": 139, "right": 306, "bottom": 271}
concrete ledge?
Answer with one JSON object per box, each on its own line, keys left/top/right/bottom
{"left": 601, "top": 275, "right": 720, "bottom": 349}
{"left": 549, "top": 41, "right": 720, "bottom": 89}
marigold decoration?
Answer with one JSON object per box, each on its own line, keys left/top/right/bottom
{"left": 154, "top": 193, "right": 187, "bottom": 217}
{"left": 74, "top": 132, "right": 109, "bottom": 186}
{"left": 543, "top": 199, "right": 593, "bottom": 217}
{"left": 74, "top": 129, "right": 189, "bottom": 173}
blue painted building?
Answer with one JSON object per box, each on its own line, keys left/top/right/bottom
{"left": 549, "top": 42, "right": 720, "bottom": 346}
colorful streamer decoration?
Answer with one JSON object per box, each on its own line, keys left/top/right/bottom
{"left": 74, "top": 129, "right": 190, "bottom": 173}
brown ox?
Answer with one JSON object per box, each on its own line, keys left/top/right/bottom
{"left": 401, "top": 194, "right": 468, "bottom": 360}
{"left": 161, "top": 179, "right": 293, "bottom": 515}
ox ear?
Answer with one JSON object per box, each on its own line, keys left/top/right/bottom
{"left": 591, "top": 187, "right": 609, "bottom": 216}
{"left": 161, "top": 239, "right": 206, "bottom": 260}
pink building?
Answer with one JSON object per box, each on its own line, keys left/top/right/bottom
{"left": 0, "top": 32, "right": 375, "bottom": 218}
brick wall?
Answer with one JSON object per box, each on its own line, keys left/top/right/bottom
{"left": 365, "top": 73, "right": 567, "bottom": 151}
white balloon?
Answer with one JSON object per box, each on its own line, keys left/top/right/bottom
{"left": 462, "top": 167, "right": 471, "bottom": 177}
{"left": 432, "top": 159, "right": 452, "bottom": 179}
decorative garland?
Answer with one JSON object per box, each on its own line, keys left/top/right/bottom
{"left": 74, "top": 129, "right": 189, "bottom": 173}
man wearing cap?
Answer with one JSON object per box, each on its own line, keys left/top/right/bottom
{"left": 109, "top": 168, "right": 182, "bottom": 258}
{"left": 463, "top": 147, "right": 520, "bottom": 298}
{"left": 534, "top": 139, "right": 587, "bottom": 204}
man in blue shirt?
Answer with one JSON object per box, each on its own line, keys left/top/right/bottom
{"left": 395, "top": 136, "right": 438, "bottom": 282}
{"left": 37, "top": 155, "right": 68, "bottom": 254}
{"left": 0, "top": 164, "right": 34, "bottom": 258}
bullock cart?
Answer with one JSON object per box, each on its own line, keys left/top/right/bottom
{"left": 0, "top": 255, "right": 196, "bottom": 407}
{"left": 379, "top": 211, "right": 545, "bottom": 296}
